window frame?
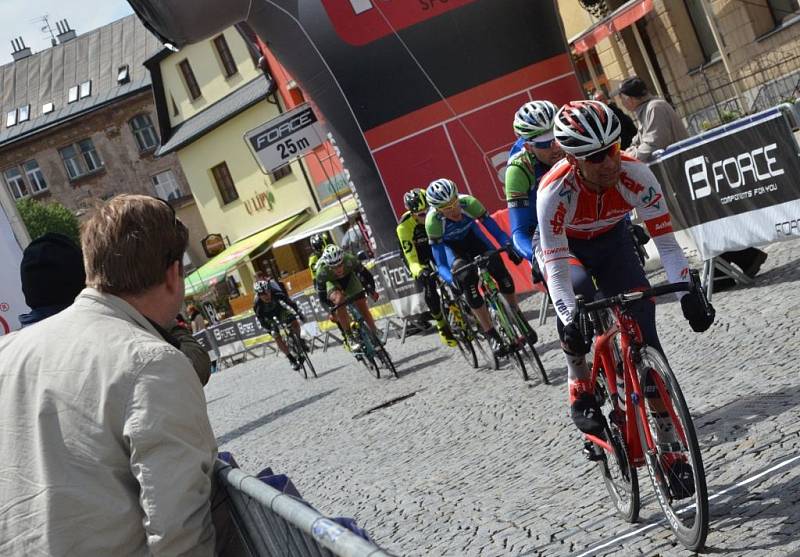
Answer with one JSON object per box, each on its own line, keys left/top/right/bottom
{"left": 151, "top": 169, "right": 184, "bottom": 201}
{"left": 212, "top": 34, "right": 239, "bottom": 78}
{"left": 178, "top": 59, "right": 202, "bottom": 100}
{"left": 768, "top": 0, "right": 800, "bottom": 24}
{"left": 68, "top": 86, "right": 79, "bottom": 103}
{"left": 18, "top": 104, "right": 30, "bottom": 123}
{"left": 42, "top": 102, "right": 54, "bottom": 114}
{"left": 269, "top": 164, "right": 293, "bottom": 183}
{"left": 6, "top": 109, "right": 17, "bottom": 127}
{"left": 59, "top": 138, "right": 104, "bottom": 180}
{"left": 78, "top": 138, "right": 102, "bottom": 172}
{"left": 683, "top": 0, "right": 720, "bottom": 63}
{"left": 23, "top": 160, "right": 47, "bottom": 194}
{"left": 211, "top": 162, "right": 239, "bottom": 205}
{"left": 129, "top": 113, "right": 160, "bottom": 153}
{"left": 3, "top": 167, "right": 28, "bottom": 200}
{"left": 79, "top": 80, "right": 92, "bottom": 99}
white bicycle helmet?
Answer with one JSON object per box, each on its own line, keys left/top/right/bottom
{"left": 321, "top": 244, "right": 344, "bottom": 267}
{"left": 513, "top": 100, "right": 558, "bottom": 140}
{"left": 254, "top": 280, "right": 270, "bottom": 294}
{"left": 553, "top": 100, "right": 621, "bottom": 157}
{"left": 425, "top": 178, "right": 458, "bottom": 208}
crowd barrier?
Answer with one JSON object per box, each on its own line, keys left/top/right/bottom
{"left": 215, "top": 460, "right": 392, "bottom": 557}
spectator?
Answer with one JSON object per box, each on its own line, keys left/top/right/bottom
{"left": 18, "top": 232, "right": 85, "bottom": 327}
{"left": 619, "top": 76, "right": 767, "bottom": 278}
{"left": 171, "top": 313, "right": 212, "bottom": 386}
{"left": 0, "top": 195, "right": 217, "bottom": 555}
{"left": 617, "top": 76, "right": 688, "bottom": 163}
{"left": 341, "top": 221, "right": 369, "bottom": 256}
{"left": 593, "top": 90, "right": 637, "bottom": 150}
{"left": 188, "top": 303, "right": 206, "bottom": 332}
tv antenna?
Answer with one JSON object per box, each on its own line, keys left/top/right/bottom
{"left": 33, "top": 15, "right": 58, "bottom": 46}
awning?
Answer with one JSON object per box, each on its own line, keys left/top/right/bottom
{"left": 570, "top": 0, "right": 654, "bottom": 55}
{"left": 184, "top": 212, "right": 306, "bottom": 296}
{"left": 271, "top": 196, "right": 358, "bottom": 249}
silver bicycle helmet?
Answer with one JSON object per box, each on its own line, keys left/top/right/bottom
{"left": 425, "top": 178, "right": 459, "bottom": 208}
{"left": 513, "top": 100, "right": 558, "bottom": 140}
{"left": 553, "top": 100, "right": 621, "bottom": 157}
{"left": 321, "top": 244, "right": 344, "bottom": 267}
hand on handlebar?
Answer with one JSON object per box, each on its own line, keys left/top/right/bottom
{"left": 562, "top": 321, "right": 589, "bottom": 356}
{"left": 681, "top": 293, "right": 715, "bottom": 332}
{"left": 504, "top": 243, "right": 523, "bottom": 265}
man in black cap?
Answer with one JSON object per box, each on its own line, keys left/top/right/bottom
{"left": 617, "top": 75, "right": 768, "bottom": 279}
{"left": 616, "top": 76, "right": 689, "bottom": 163}
{"left": 19, "top": 233, "right": 85, "bottom": 327}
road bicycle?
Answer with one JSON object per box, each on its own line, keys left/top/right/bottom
{"left": 272, "top": 316, "right": 317, "bottom": 379}
{"left": 458, "top": 246, "right": 549, "bottom": 384}
{"left": 436, "top": 276, "right": 494, "bottom": 369}
{"left": 333, "top": 290, "right": 398, "bottom": 379}
{"left": 575, "top": 269, "right": 712, "bottom": 550}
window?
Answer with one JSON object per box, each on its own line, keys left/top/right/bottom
{"left": 18, "top": 104, "right": 30, "bottom": 123}
{"left": 23, "top": 160, "right": 47, "bottom": 193}
{"left": 211, "top": 162, "right": 239, "bottom": 205}
{"left": 152, "top": 169, "right": 184, "bottom": 200}
{"left": 68, "top": 86, "right": 79, "bottom": 103}
{"left": 117, "top": 65, "right": 130, "bottom": 84}
{"left": 79, "top": 80, "right": 92, "bottom": 99}
{"left": 684, "top": 0, "right": 719, "bottom": 62}
{"left": 129, "top": 114, "right": 159, "bottom": 152}
{"left": 60, "top": 138, "right": 103, "bottom": 180}
{"left": 42, "top": 102, "right": 54, "bottom": 114}
{"left": 213, "top": 34, "right": 238, "bottom": 78}
{"left": 79, "top": 138, "right": 102, "bottom": 171}
{"left": 178, "top": 59, "right": 202, "bottom": 100}
{"left": 4, "top": 167, "right": 28, "bottom": 199}
{"left": 6, "top": 110, "right": 17, "bottom": 127}
{"left": 269, "top": 164, "right": 293, "bottom": 182}
{"left": 768, "top": 0, "right": 800, "bottom": 23}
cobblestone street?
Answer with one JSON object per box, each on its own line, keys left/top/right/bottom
{"left": 207, "top": 240, "right": 800, "bottom": 556}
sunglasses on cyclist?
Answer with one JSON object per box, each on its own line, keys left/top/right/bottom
{"left": 528, "top": 138, "right": 555, "bottom": 149}
{"left": 437, "top": 198, "right": 460, "bottom": 212}
{"left": 578, "top": 142, "right": 621, "bottom": 164}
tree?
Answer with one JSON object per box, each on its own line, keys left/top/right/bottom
{"left": 17, "top": 198, "right": 80, "bottom": 244}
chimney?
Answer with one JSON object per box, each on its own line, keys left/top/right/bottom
{"left": 11, "top": 37, "right": 32, "bottom": 61}
{"left": 56, "top": 19, "right": 77, "bottom": 43}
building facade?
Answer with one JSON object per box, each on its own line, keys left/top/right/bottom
{"left": 0, "top": 15, "right": 209, "bottom": 267}
{"left": 146, "top": 25, "right": 323, "bottom": 312}
{"left": 560, "top": 0, "right": 800, "bottom": 132}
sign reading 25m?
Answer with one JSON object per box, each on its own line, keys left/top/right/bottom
{"left": 245, "top": 104, "right": 324, "bottom": 173}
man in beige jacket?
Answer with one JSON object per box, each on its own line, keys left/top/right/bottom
{"left": 0, "top": 195, "right": 217, "bottom": 555}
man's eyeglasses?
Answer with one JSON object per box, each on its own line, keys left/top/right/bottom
{"left": 529, "top": 138, "right": 555, "bottom": 149}
{"left": 578, "top": 141, "right": 621, "bottom": 164}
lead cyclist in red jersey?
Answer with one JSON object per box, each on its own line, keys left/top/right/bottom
{"left": 536, "top": 100, "right": 715, "bottom": 435}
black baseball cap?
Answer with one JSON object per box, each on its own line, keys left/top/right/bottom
{"left": 614, "top": 76, "right": 649, "bottom": 98}
{"left": 20, "top": 233, "right": 86, "bottom": 309}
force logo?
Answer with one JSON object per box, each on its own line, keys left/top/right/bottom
{"left": 550, "top": 202, "right": 567, "bottom": 235}
{"left": 684, "top": 144, "right": 784, "bottom": 201}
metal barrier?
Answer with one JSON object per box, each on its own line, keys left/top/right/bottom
{"left": 215, "top": 460, "right": 393, "bottom": 557}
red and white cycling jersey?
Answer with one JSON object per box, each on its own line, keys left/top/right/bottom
{"left": 536, "top": 156, "right": 689, "bottom": 325}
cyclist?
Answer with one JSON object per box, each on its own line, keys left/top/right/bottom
{"left": 253, "top": 280, "right": 305, "bottom": 370}
{"left": 537, "top": 100, "right": 715, "bottom": 441}
{"left": 314, "top": 244, "right": 380, "bottom": 350}
{"left": 397, "top": 188, "right": 457, "bottom": 347}
{"left": 505, "top": 100, "right": 563, "bottom": 282}
{"left": 425, "top": 178, "right": 524, "bottom": 358}
{"left": 308, "top": 232, "right": 332, "bottom": 280}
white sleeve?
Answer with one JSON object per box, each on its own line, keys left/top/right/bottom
{"left": 536, "top": 173, "right": 577, "bottom": 326}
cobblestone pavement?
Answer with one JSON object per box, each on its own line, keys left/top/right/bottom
{"left": 206, "top": 240, "right": 800, "bottom": 556}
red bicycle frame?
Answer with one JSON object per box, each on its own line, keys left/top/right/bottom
{"left": 582, "top": 307, "right": 688, "bottom": 468}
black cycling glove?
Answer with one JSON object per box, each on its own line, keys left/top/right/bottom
{"left": 562, "top": 321, "right": 589, "bottom": 356}
{"left": 505, "top": 244, "right": 523, "bottom": 265}
{"left": 680, "top": 293, "right": 715, "bottom": 332}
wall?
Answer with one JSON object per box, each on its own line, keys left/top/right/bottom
{"left": 176, "top": 99, "right": 317, "bottom": 243}
{"left": 160, "top": 27, "right": 262, "bottom": 127}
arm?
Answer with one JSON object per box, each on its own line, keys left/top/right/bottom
{"left": 536, "top": 179, "right": 576, "bottom": 325}
{"left": 430, "top": 242, "right": 453, "bottom": 284}
{"left": 125, "top": 349, "right": 217, "bottom": 555}
{"left": 505, "top": 164, "right": 536, "bottom": 260}
{"left": 315, "top": 274, "right": 331, "bottom": 308}
{"left": 628, "top": 103, "right": 672, "bottom": 162}
{"left": 397, "top": 219, "right": 425, "bottom": 278}
{"left": 169, "top": 323, "right": 211, "bottom": 386}
{"left": 463, "top": 195, "right": 513, "bottom": 247}
{"left": 355, "top": 263, "right": 377, "bottom": 293}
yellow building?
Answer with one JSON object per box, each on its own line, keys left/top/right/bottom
{"left": 145, "top": 26, "right": 322, "bottom": 314}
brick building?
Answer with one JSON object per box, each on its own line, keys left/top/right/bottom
{"left": 0, "top": 15, "right": 209, "bottom": 267}
{"left": 560, "top": 0, "right": 800, "bottom": 131}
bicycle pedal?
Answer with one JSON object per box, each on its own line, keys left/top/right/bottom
{"left": 583, "top": 442, "right": 604, "bottom": 462}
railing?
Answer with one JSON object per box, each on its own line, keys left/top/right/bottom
{"left": 216, "top": 460, "right": 393, "bottom": 557}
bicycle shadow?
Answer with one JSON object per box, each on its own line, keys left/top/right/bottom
{"left": 392, "top": 347, "right": 439, "bottom": 366}
{"left": 396, "top": 355, "right": 451, "bottom": 378}
{"left": 314, "top": 364, "right": 348, "bottom": 379}
{"left": 694, "top": 388, "right": 800, "bottom": 445}
{"left": 216, "top": 389, "right": 338, "bottom": 446}
{"left": 701, "top": 459, "right": 800, "bottom": 554}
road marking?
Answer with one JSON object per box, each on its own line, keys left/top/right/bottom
{"left": 573, "top": 453, "right": 800, "bottom": 557}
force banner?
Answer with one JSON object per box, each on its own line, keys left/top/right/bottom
{"left": 650, "top": 107, "right": 800, "bottom": 260}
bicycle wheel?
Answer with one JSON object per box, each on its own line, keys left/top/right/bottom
{"left": 445, "top": 303, "right": 479, "bottom": 368}
{"left": 356, "top": 323, "right": 380, "bottom": 379}
{"left": 490, "top": 300, "right": 528, "bottom": 381}
{"left": 594, "top": 373, "right": 640, "bottom": 523}
{"left": 377, "top": 348, "right": 399, "bottom": 378}
{"left": 510, "top": 307, "right": 549, "bottom": 385}
{"left": 634, "top": 346, "right": 708, "bottom": 551}
{"left": 294, "top": 333, "right": 317, "bottom": 379}
{"left": 286, "top": 332, "right": 308, "bottom": 379}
